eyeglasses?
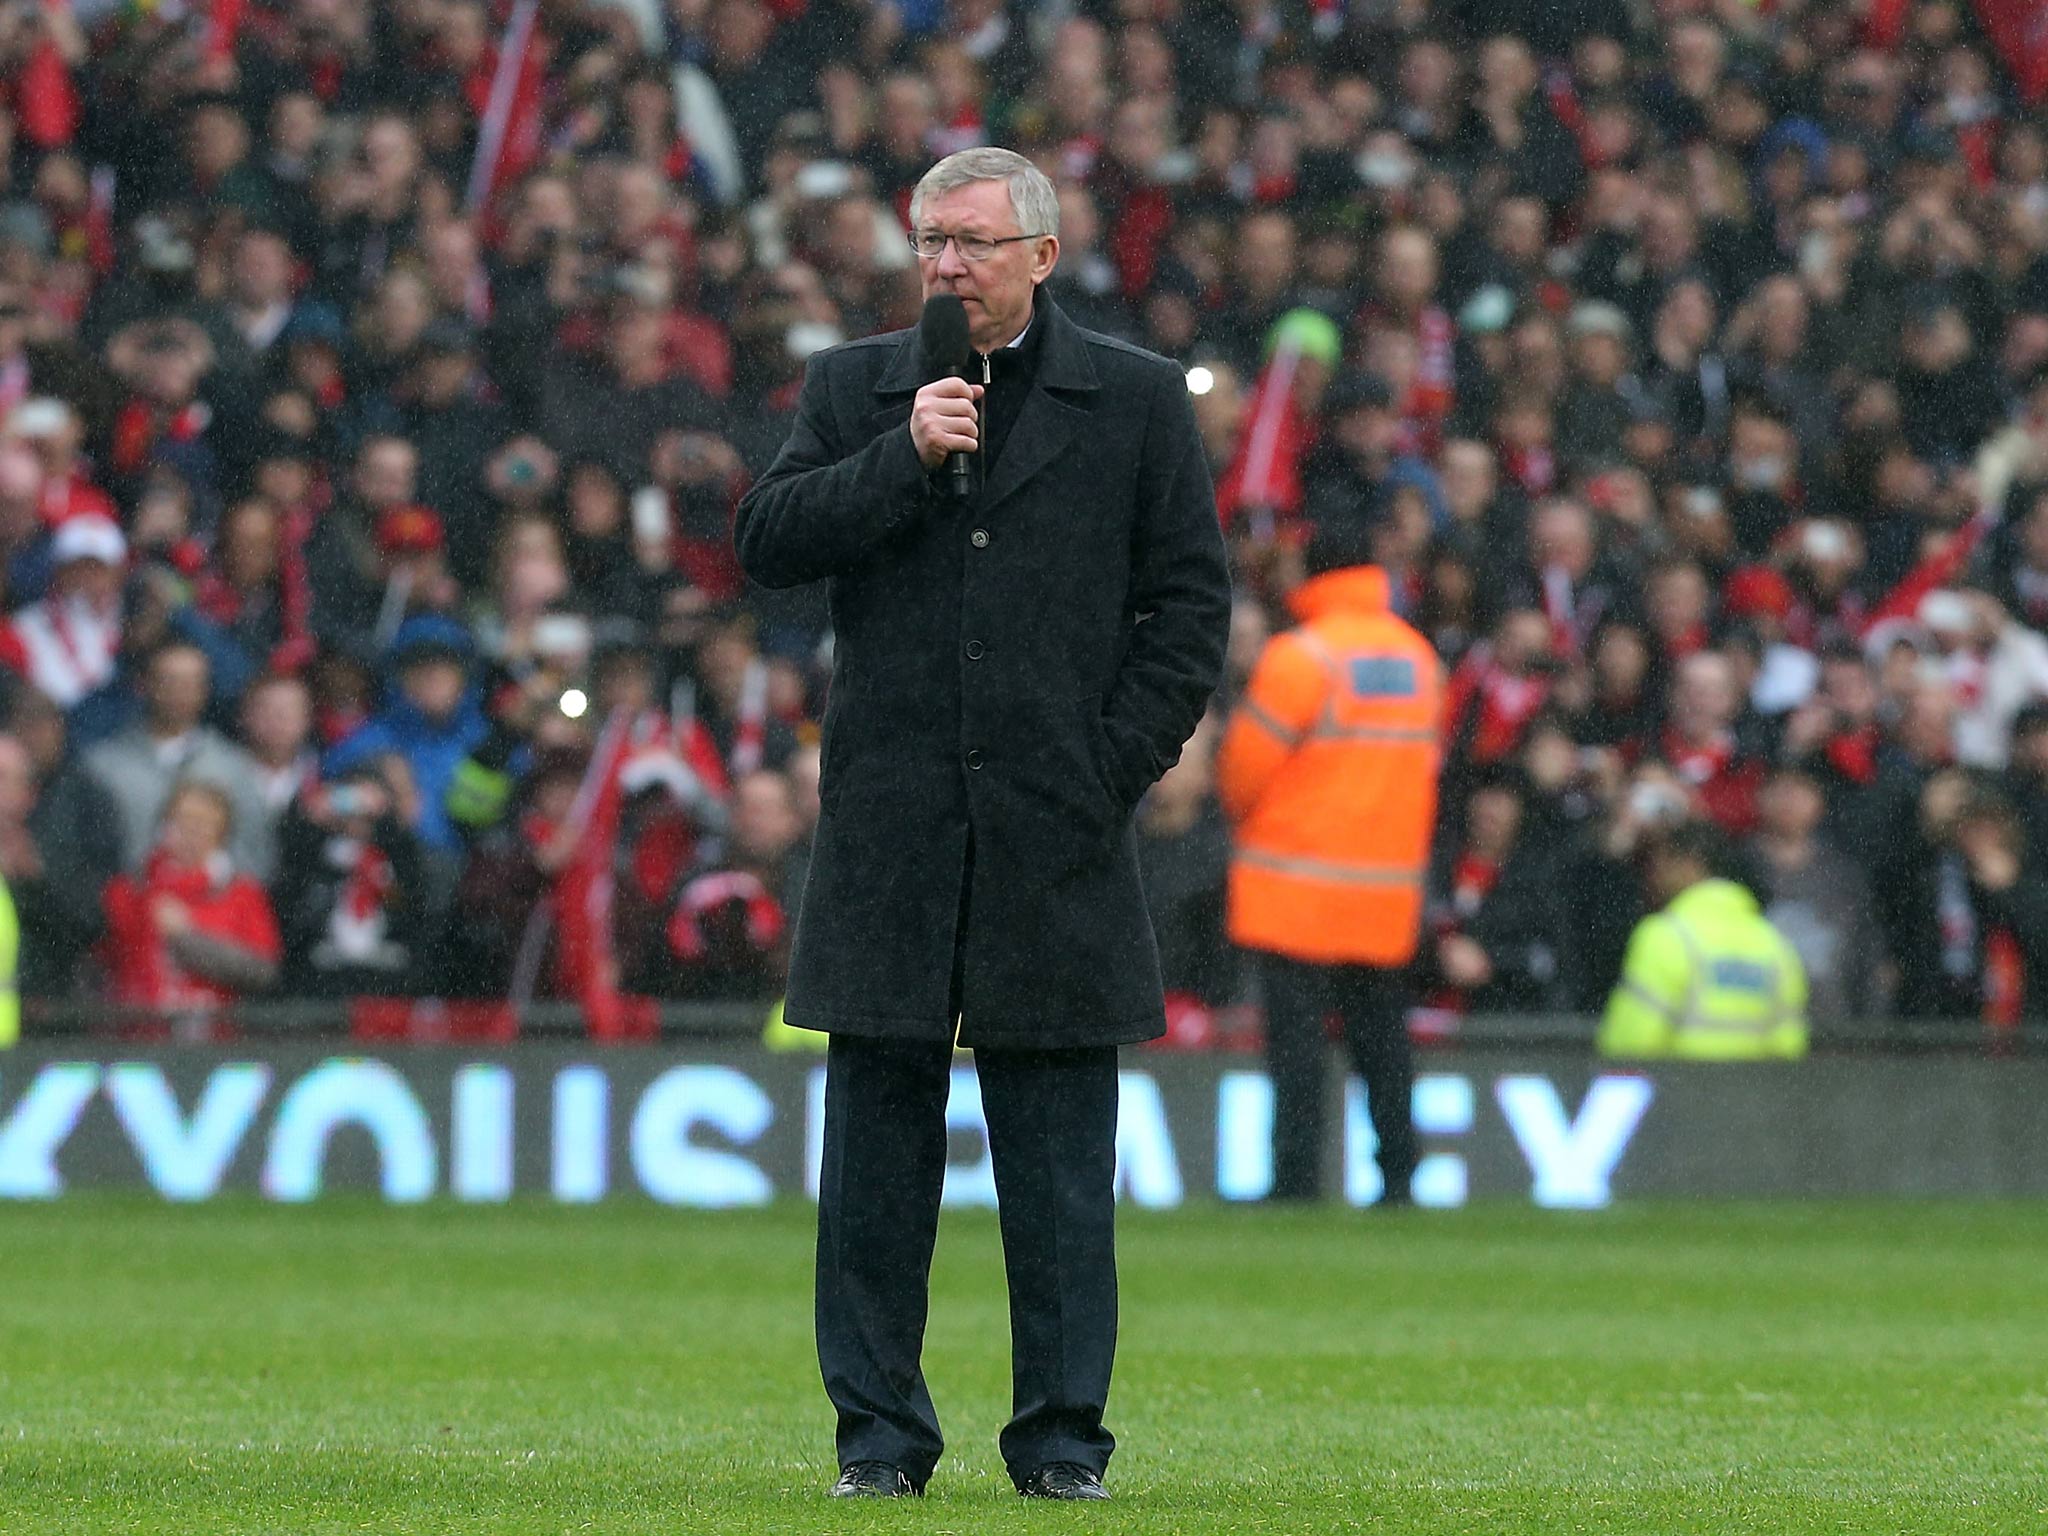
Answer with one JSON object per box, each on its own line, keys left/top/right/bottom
{"left": 907, "top": 229, "right": 1041, "bottom": 261}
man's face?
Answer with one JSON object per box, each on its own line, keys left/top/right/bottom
{"left": 241, "top": 677, "right": 309, "bottom": 760}
{"left": 915, "top": 178, "right": 1059, "bottom": 353}
{"left": 731, "top": 772, "right": 801, "bottom": 862}
{"left": 2020, "top": 501, "right": 2048, "bottom": 568}
{"left": 0, "top": 738, "right": 34, "bottom": 824}
{"left": 232, "top": 233, "right": 294, "bottom": 309}
{"left": 149, "top": 649, "right": 211, "bottom": 733}
{"left": 1234, "top": 215, "right": 1294, "bottom": 299}
{"left": 1646, "top": 846, "right": 1702, "bottom": 908}
{"left": 401, "top": 658, "right": 467, "bottom": 722}
{"left": 2013, "top": 726, "right": 2048, "bottom": 779}
{"left": 0, "top": 287, "right": 28, "bottom": 359}
{"left": 1759, "top": 773, "right": 1823, "bottom": 840}
{"left": 1378, "top": 230, "right": 1436, "bottom": 311}
{"left": 1674, "top": 657, "right": 1736, "bottom": 734}
{"left": 1822, "top": 657, "right": 1877, "bottom": 722}
{"left": 1440, "top": 441, "right": 1495, "bottom": 516}
{"left": 1467, "top": 786, "right": 1522, "bottom": 852}
{"left": 55, "top": 554, "right": 121, "bottom": 608}
{"left": 162, "top": 788, "right": 231, "bottom": 868}
{"left": 356, "top": 441, "right": 417, "bottom": 511}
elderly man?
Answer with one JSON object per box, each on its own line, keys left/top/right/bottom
{"left": 736, "top": 147, "right": 1229, "bottom": 1502}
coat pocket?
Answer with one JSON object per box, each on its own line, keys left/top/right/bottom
{"left": 1076, "top": 692, "right": 1125, "bottom": 824}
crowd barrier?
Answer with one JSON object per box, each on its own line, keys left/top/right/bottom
{"left": 3, "top": 1010, "right": 2043, "bottom": 1207}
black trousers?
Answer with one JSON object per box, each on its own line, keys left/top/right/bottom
{"left": 1258, "top": 953, "right": 1417, "bottom": 1202}
{"left": 814, "top": 1032, "right": 1120, "bottom": 1486}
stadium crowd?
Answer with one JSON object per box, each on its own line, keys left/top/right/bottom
{"left": 0, "top": 0, "right": 2045, "bottom": 1036}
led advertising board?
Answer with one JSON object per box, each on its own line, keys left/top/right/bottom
{"left": 3, "top": 1046, "right": 2045, "bottom": 1206}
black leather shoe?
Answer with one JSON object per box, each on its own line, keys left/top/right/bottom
{"left": 1016, "top": 1462, "right": 1110, "bottom": 1500}
{"left": 829, "top": 1461, "right": 923, "bottom": 1498}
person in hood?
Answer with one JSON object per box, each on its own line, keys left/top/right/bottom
{"left": 324, "top": 615, "right": 487, "bottom": 858}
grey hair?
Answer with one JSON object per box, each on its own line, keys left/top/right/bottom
{"left": 909, "top": 148, "right": 1060, "bottom": 238}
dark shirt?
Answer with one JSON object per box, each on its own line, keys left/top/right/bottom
{"left": 975, "top": 296, "right": 1051, "bottom": 475}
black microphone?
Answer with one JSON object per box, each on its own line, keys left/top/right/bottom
{"left": 918, "top": 293, "right": 975, "bottom": 499}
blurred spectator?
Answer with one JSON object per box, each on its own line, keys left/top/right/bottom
{"left": 0, "top": 0, "right": 2045, "bottom": 1033}
{"left": 1750, "top": 763, "right": 1889, "bottom": 1032}
{"left": 240, "top": 672, "right": 318, "bottom": 817}
{"left": 1598, "top": 818, "right": 1808, "bottom": 1060}
{"left": 1876, "top": 770, "right": 2048, "bottom": 1023}
{"left": 99, "top": 781, "right": 282, "bottom": 1030}
{"left": 0, "top": 715, "right": 120, "bottom": 998}
{"left": 306, "top": 435, "right": 418, "bottom": 653}
{"left": 85, "top": 640, "right": 273, "bottom": 879}
{"left": 0, "top": 514, "right": 124, "bottom": 709}
{"left": 1136, "top": 714, "right": 1233, "bottom": 1011}
{"left": 1422, "top": 768, "right": 1562, "bottom": 1017}
{"left": 272, "top": 764, "right": 427, "bottom": 998}
{"left": 325, "top": 616, "right": 489, "bottom": 862}
{"left": 652, "top": 766, "right": 800, "bottom": 1000}
{"left": 1636, "top": 652, "right": 1767, "bottom": 836}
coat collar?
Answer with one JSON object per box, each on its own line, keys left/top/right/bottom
{"left": 873, "top": 292, "right": 1100, "bottom": 516}
{"left": 872, "top": 289, "right": 1100, "bottom": 396}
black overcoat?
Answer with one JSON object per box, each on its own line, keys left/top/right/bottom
{"left": 733, "top": 295, "right": 1231, "bottom": 1047}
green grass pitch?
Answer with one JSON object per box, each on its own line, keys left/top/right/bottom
{"left": 2, "top": 1198, "right": 2045, "bottom": 1534}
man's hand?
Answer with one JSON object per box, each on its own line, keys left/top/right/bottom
{"left": 1438, "top": 934, "right": 1495, "bottom": 989}
{"left": 910, "top": 378, "right": 983, "bottom": 471}
{"left": 151, "top": 897, "right": 193, "bottom": 939}
{"left": 0, "top": 823, "right": 42, "bottom": 882}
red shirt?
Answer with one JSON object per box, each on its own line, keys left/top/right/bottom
{"left": 101, "top": 852, "right": 282, "bottom": 1015}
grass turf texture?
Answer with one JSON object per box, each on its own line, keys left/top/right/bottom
{"left": 2, "top": 1201, "right": 2044, "bottom": 1534}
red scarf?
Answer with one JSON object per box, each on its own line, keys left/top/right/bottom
{"left": 340, "top": 842, "right": 393, "bottom": 921}
{"left": 1445, "top": 648, "right": 1549, "bottom": 764}
{"left": 667, "top": 869, "right": 786, "bottom": 960}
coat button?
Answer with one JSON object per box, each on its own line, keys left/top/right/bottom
{"left": 970, "top": 528, "right": 989, "bottom": 548}
{"left": 965, "top": 639, "right": 985, "bottom": 659}
{"left": 965, "top": 748, "right": 984, "bottom": 770}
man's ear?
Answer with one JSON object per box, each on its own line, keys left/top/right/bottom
{"left": 1030, "top": 235, "right": 1061, "bottom": 286}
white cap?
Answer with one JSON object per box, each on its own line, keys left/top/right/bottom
{"left": 9, "top": 397, "right": 74, "bottom": 440}
{"left": 1917, "top": 589, "right": 1973, "bottom": 635}
{"left": 51, "top": 515, "right": 127, "bottom": 568}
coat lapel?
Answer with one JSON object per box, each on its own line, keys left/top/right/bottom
{"left": 871, "top": 328, "right": 924, "bottom": 398}
{"left": 979, "top": 295, "right": 1099, "bottom": 517}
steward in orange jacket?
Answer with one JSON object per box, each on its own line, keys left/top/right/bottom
{"left": 1217, "top": 531, "right": 1444, "bottom": 1202}
{"left": 1218, "top": 564, "right": 1444, "bottom": 964}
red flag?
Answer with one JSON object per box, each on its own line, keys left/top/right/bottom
{"left": 206, "top": 0, "right": 248, "bottom": 63}
{"left": 1976, "top": 0, "right": 2048, "bottom": 104}
{"left": 1214, "top": 343, "right": 1310, "bottom": 534}
{"left": 551, "top": 711, "right": 638, "bottom": 1040}
{"left": 14, "top": 33, "right": 79, "bottom": 150}
{"left": 466, "top": 0, "right": 548, "bottom": 214}
{"left": 1864, "top": 0, "right": 1910, "bottom": 48}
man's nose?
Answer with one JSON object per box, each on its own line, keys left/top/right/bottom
{"left": 936, "top": 240, "right": 971, "bottom": 279}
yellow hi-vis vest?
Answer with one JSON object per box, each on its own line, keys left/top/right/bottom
{"left": 0, "top": 875, "right": 17, "bottom": 1048}
{"left": 1598, "top": 878, "right": 1808, "bottom": 1061}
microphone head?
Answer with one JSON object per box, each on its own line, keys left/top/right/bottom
{"left": 919, "top": 293, "right": 972, "bottom": 379}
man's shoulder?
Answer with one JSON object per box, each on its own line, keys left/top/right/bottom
{"left": 83, "top": 731, "right": 143, "bottom": 772}
{"left": 807, "top": 328, "right": 913, "bottom": 378}
{"left": 1069, "top": 323, "right": 1182, "bottom": 384}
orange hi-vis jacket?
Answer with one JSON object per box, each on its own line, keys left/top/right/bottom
{"left": 1217, "top": 566, "right": 1443, "bottom": 966}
